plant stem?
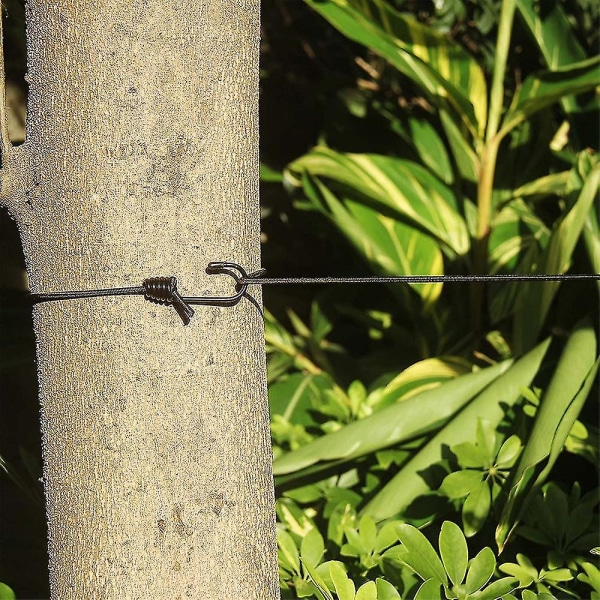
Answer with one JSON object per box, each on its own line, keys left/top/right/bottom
{"left": 473, "top": 0, "right": 517, "bottom": 331}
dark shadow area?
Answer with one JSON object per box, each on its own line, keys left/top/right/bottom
{"left": 0, "top": 210, "right": 49, "bottom": 599}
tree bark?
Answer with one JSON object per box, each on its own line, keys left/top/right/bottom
{"left": 0, "top": 2, "right": 277, "bottom": 598}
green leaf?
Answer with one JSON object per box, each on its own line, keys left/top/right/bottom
{"left": 475, "top": 576, "right": 519, "bottom": 600}
{"left": 304, "top": 560, "right": 335, "bottom": 600}
{"left": 495, "top": 436, "right": 522, "bottom": 468}
{"left": 382, "top": 356, "right": 472, "bottom": 402}
{"left": 355, "top": 581, "right": 378, "bottom": 600}
{"left": 396, "top": 524, "right": 447, "bottom": 585}
{"left": 362, "top": 340, "right": 549, "bottom": 521}
{"left": 500, "top": 56, "right": 600, "bottom": 138}
{"left": 578, "top": 562, "right": 600, "bottom": 594}
{"left": 514, "top": 163, "right": 600, "bottom": 351}
{"left": 439, "top": 470, "right": 483, "bottom": 499}
{"left": 500, "top": 554, "right": 538, "bottom": 587}
{"left": 413, "top": 578, "right": 443, "bottom": 600}
{"left": 0, "top": 583, "right": 16, "bottom": 600}
{"left": 301, "top": 527, "right": 326, "bottom": 568}
{"left": 287, "top": 147, "right": 469, "bottom": 255}
{"left": 439, "top": 110, "right": 479, "bottom": 183}
{"left": 278, "top": 528, "right": 301, "bottom": 575}
{"left": 465, "top": 547, "right": 496, "bottom": 594}
{"left": 497, "top": 322, "right": 598, "bottom": 551}
{"left": 273, "top": 360, "right": 510, "bottom": 477}
{"left": 462, "top": 480, "right": 491, "bottom": 537}
{"left": 375, "top": 578, "right": 402, "bottom": 599}
{"left": 516, "top": 0, "right": 587, "bottom": 69}
{"left": 358, "top": 514, "right": 378, "bottom": 554}
{"left": 516, "top": 0, "right": 598, "bottom": 134}
{"left": 513, "top": 171, "right": 571, "bottom": 199}
{"left": 329, "top": 561, "right": 356, "bottom": 600}
{"left": 374, "top": 520, "right": 404, "bottom": 554}
{"left": 407, "top": 117, "right": 454, "bottom": 185}
{"left": 453, "top": 442, "right": 489, "bottom": 468}
{"left": 304, "top": 0, "right": 487, "bottom": 138}
{"left": 439, "top": 521, "right": 468, "bottom": 587}
{"left": 304, "top": 177, "right": 445, "bottom": 307}
{"left": 475, "top": 419, "right": 498, "bottom": 462}
{"left": 260, "top": 162, "right": 283, "bottom": 182}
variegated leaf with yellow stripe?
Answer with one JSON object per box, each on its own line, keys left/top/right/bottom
{"left": 287, "top": 147, "right": 470, "bottom": 257}
{"left": 301, "top": 175, "right": 444, "bottom": 307}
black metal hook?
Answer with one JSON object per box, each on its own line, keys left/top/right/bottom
{"left": 182, "top": 262, "right": 265, "bottom": 309}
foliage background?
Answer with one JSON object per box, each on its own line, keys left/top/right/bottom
{"left": 1, "top": 0, "right": 599, "bottom": 598}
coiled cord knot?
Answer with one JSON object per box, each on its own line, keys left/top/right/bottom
{"left": 143, "top": 277, "right": 195, "bottom": 325}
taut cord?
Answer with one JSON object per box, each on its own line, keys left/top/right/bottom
{"left": 30, "top": 262, "right": 600, "bottom": 325}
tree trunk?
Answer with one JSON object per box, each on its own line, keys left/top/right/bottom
{"left": 0, "top": 2, "right": 277, "bottom": 598}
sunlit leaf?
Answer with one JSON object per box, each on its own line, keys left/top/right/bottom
{"left": 287, "top": 147, "right": 470, "bottom": 256}
{"left": 465, "top": 547, "right": 496, "bottom": 594}
{"left": 396, "top": 524, "right": 447, "bottom": 585}
{"left": 329, "top": 561, "right": 355, "bottom": 600}
{"left": 496, "top": 321, "right": 598, "bottom": 551}
{"left": 362, "top": 339, "right": 549, "bottom": 521}
{"left": 273, "top": 360, "right": 510, "bottom": 477}
{"left": 500, "top": 56, "right": 600, "bottom": 138}
{"left": 439, "top": 521, "right": 468, "bottom": 586}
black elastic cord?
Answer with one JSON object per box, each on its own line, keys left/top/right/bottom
{"left": 240, "top": 273, "right": 600, "bottom": 285}
{"left": 29, "top": 263, "right": 600, "bottom": 325}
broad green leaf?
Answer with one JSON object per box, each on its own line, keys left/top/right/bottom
{"left": 475, "top": 419, "right": 497, "bottom": 461}
{"left": 413, "top": 578, "right": 443, "bottom": 600}
{"left": 273, "top": 360, "right": 510, "bottom": 476}
{"left": 303, "top": 177, "right": 444, "bottom": 306}
{"left": 269, "top": 373, "right": 319, "bottom": 425}
{"left": 440, "top": 470, "right": 482, "bottom": 499}
{"left": 375, "top": 578, "right": 402, "bottom": 599}
{"left": 453, "top": 442, "right": 488, "bottom": 468}
{"left": 301, "top": 528, "right": 326, "bottom": 568}
{"left": 499, "top": 555, "right": 538, "bottom": 587}
{"left": 277, "top": 498, "right": 315, "bottom": 539}
{"left": 382, "top": 356, "right": 472, "bottom": 402}
{"left": 516, "top": 0, "right": 598, "bottom": 134}
{"left": 500, "top": 56, "right": 600, "bottom": 138}
{"left": 329, "top": 561, "right": 356, "bottom": 600}
{"left": 439, "top": 521, "right": 468, "bottom": 587}
{"left": 0, "top": 583, "right": 15, "bottom": 600}
{"left": 465, "top": 547, "right": 496, "bottom": 594}
{"left": 260, "top": 162, "right": 283, "bottom": 182}
{"left": 304, "top": 0, "right": 487, "bottom": 138}
{"left": 375, "top": 520, "right": 404, "bottom": 553}
{"left": 475, "top": 576, "right": 519, "bottom": 600}
{"left": 514, "top": 163, "right": 600, "bottom": 351}
{"left": 513, "top": 171, "right": 571, "bottom": 199}
{"left": 516, "top": 0, "right": 587, "bottom": 69}
{"left": 407, "top": 117, "right": 454, "bottom": 184}
{"left": 495, "top": 436, "right": 522, "bottom": 468}
{"left": 462, "top": 480, "right": 491, "bottom": 537}
{"left": 287, "top": 147, "right": 470, "bottom": 255}
{"left": 439, "top": 110, "right": 479, "bottom": 183}
{"left": 355, "top": 581, "right": 378, "bottom": 600}
{"left": 496, "top": 322, "right": 598, "bottom": 551}
{"left": 304, "top": 560, "right": 335, "bottom": 600}
{"left": 362, "top": 339, "right": 550, "bottom": 521}
{"left": 358, "top": 514, "right": 378, "bottom": 554}
{"left": 396, "top": 524, "right": 447, "bottom": 585}
{"left": 578, "top": 562, "right": 600, "bottom": 594}
{"left": 278, "top": 528, "right": 301, "bottom": 574}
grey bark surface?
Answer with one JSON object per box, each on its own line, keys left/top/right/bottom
{"left": 0, "top": 1, "right": 278, "bottom": 598}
